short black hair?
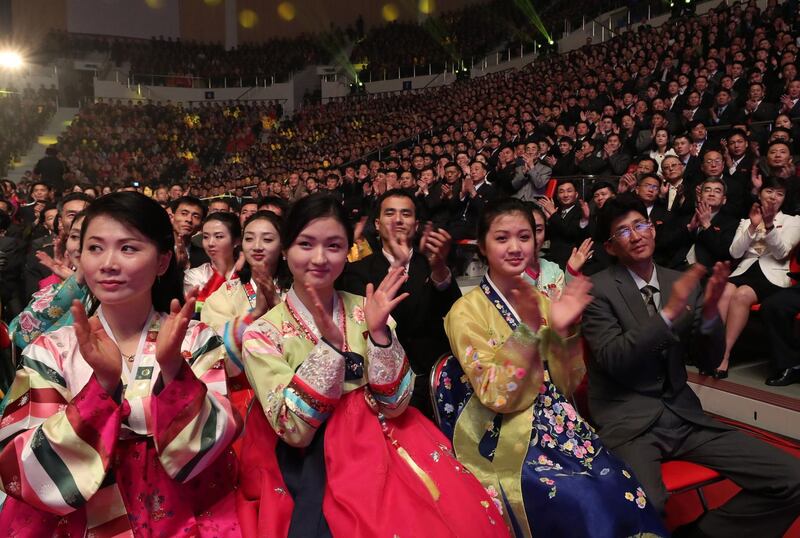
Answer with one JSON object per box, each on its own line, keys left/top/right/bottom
{"left": 171, "top": 196, "right": 207, "bottom": 219}
{"left": 376, "top": 189, "right": 419, "bottom": 219}
{"left": 594, "top": 193, "right": 648, "bottom": 243}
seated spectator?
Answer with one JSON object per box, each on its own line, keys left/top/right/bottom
{"left": 184, "top": 212, "right": 241, "bottom": 314}
{"left": 237, "top": 194, "right": 506, "bottom": 537}
{"left": 720, "top": 129, "right": 757, "bottom": 218}
{"left": 0, "top": 193, "right": 241, "bottom": 537}
{"left": 9, "top": 212, "right": 89, "bottom": 346}
{"left": 715, "top": 177, "right": 800, "bottom": 378}
{"left": 339, "top": 189, "right": 459, "bottom": 418}
{"left": 656, "top": 177, "right": 738, "bottom": 270}
{"left": 512, "top": 141, "right": 552, "bottom": 202}
{"left": 449, "top": 160, "right": 496, "bottom": 241}
{"left": 646, "top": 127, "right": 676, "bottom": 174}
{"left": 171, "top": 196, "right": 208, "bottom": 270}
{"left": 524, "top": 204, "right": 593, "bottom": 298}
{"left": 441, "top": 197, "right": 667, "bottom": 537}
{"left": 23, "top": 193, "right": 91, "bottom": 300}
{"left": 583, "top": 193, "right": 800, "bottom": 537}
{"left": 540, "top": 179, "right": 590, "bottom": 269}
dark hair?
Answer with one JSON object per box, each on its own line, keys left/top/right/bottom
{"left": 594, "top": 193, "right": 649, "bottom": 244}
{"left": 282, "top": 193, "right": 353, "bottom": 249}
{"left": 239, "top": 210, "right": 291, "bottom": 291}
{"left": 37, "top": 202, "right": 58, "bottom": 228}
{"left": 29, "top": 181, "right": 51, "bottom": 193}
{"left": 591, "top": 180, "right": 617, "bottom": 195}
{"left": 202, "top": 212, "right": 242, "bottom": 261}
{"left": 81, "top": 192, "right": 182, "bottom": 311}
{"left": 57, "top": 192, "right": 92, "bottom": 213}
{"left": 376, "top": 189, "right": 419, "bottom": 219}
{"left": 257, "top": 195, "right": 289, "bottom": 216}
{"left": 204, "top": 211, "right": 241, "bottom": 235}
{"left": 701, "top": 177, "right": 728, "bottom": 195}
{"left": 477, "top": 198, "right": 536, "bottom": 251}
{"left": 171, "top": 195, "right": 207, "bottom": 219}
{"left": 760, "top": 176, "right": 788, "bottom": 193}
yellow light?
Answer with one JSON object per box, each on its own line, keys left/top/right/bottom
{"left": 419, "top": 0, "right": 435, "bottom": 14}
{"left": 145, "top": 0, "right": 164, "bottom": 8}
{"left": 239, "top": 9, "right": 259, "bottom": 29}
{"left": 0, "top": 51, "right": 23, "bottom": 70}
{"left": 203, "top": 0, "right": 223, "bottom": 5}
{"left": 382, "top": 3, "right": 399, "bottom": 21}
{"left": 277, "top": 2, "right": 295, "bottom": 21}
{"left": 38, "top": 135, "right": 58, "bottom": 146}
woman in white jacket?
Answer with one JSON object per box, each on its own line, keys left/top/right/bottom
{"left": 714, "top": 177, "right": 800, "bottom": 378}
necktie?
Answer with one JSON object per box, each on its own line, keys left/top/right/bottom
{"left": 640, "top": 285, "right": 659, "bottom": 317}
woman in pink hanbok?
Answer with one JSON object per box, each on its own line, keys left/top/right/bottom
{"left": 0, "top": 192, "right": 241, "bottom": 537}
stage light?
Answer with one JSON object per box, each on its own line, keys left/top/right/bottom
{"left": 278, "top": 2, "right": 295, "bottom": 21}
{"left": 419, "top": 0, "right": 435, "bottom": 15}
{"left": 145, "top": 0, "right": 164, "bottom": 8}
{"left": 203, "top": 0, "right": 222, "bottom": 5}
{"left": 382, "top": 4, "right": 399, "bottom": 22}
{"left": 239, "top": 9, "right": 259, "bottom": 28}
{"left": 0, "top": 51, "right": 23, "bottom": 70}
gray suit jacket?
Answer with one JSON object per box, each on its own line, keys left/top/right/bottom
{"left": 582, "top": 263, "right": 729, "bottom": 449}
{"left": 511, "top": 162, "right": 552, "bottom": 202}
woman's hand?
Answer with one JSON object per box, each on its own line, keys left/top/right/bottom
{"left": 306, "top": 284, "right": 345, "bottom": 350}
{"left": 567, "top": 238, "right": 594, "bottom": 273}
{"left": 364, "top": 266, "right": 410, "bottom": 346}
{"left": 549, "top": 276, "right": 593, "bottom": 337}
{"left": 36, "top": 250, "right": 75, "bottom": 280}
{"left": 72, "top": 300, "right": 121, "bottom": 395}
{"left": 232, "top": 252, "right": 246, "bottom": 278}
{"left": 748, "top": 202, "right": 763, "bottom": 230}
{"left": 251, "top": 266, "right": 280, "bottom": 318}
{"left": 509, "top": 276, "right": 543, "bottom": 331}
{"left": 155, "top": 287, "right": 198, "bottom": 384}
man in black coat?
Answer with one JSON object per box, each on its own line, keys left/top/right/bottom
{"left": 447, "top": 160, "right": 497, "bottom": 241}
{"left": 338, "top": 189, "right": 460, "bottom": 418}
{"left": 33, "top": 146, "right": 67, "bottom": 195}
{"left": 546, "top": 179, "right": 589, "bottom": 269}
{"left": 583, "top": 194, "right": 800, "bottom": 537}
{"left": 23, "top": 193, "right": 91, "bottom": 301}
{"left": 655, "top": 178, "right": 738, "bottom": 270}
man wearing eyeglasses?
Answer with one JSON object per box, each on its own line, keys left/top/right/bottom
{"left": 582, "top": 193, "right": 800, "bottom": 537}
{"left": 656, "top": 178, "right": 739, "bottom": 270}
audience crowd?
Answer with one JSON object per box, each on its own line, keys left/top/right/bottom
{"left": 0, "top": 88, "right": 56, "bottom": 177}
{"left": 1, "top": 0, "right": 800, "bottom": 536}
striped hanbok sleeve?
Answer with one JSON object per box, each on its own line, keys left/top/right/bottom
{"left": 366, "top": 329, "right": 413, "bottom": 418}
{"left": 0, "top": 335, "right": 123, "bottom": 515}
{"left": 243, "top": 318, "right": 344, "bottom": 448}
{"left": 151, "top": 321, "right": 238, "bottom": 483}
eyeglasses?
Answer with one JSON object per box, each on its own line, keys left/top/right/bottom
{"left": 608, "top": 220, "right": 654, "bottom": 242}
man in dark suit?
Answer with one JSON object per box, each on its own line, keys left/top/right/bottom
{"left": 338, "top": 189, "right": 460, "bottom": 418}
{"left": 18, "top": 181, "right": 52, "bottom": 228}
{"left": 171, "top": 196, "right": 209, "bottom": 270}
{"left": 546, "top": 179, "right": 589, "bottom": 269}
{"left": 33, "top": 146, "right": 67, "bottom": 196}
{"left": 583, "top": 194, "right": 800, "bottom": 537}
{"left": 448, "top": 160, "right": 497, "bottom": 241}
{"left": 709, "top": 88, "right": 745, "bottom": 129}
{"left": 720, "top": 129, "right": 756, "bottom": 218}
{"left": 23, "top": 193, "right": 91, "bottom": 300}
{"left": 655, "top": 178, "right": 738, "bottom": 269}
